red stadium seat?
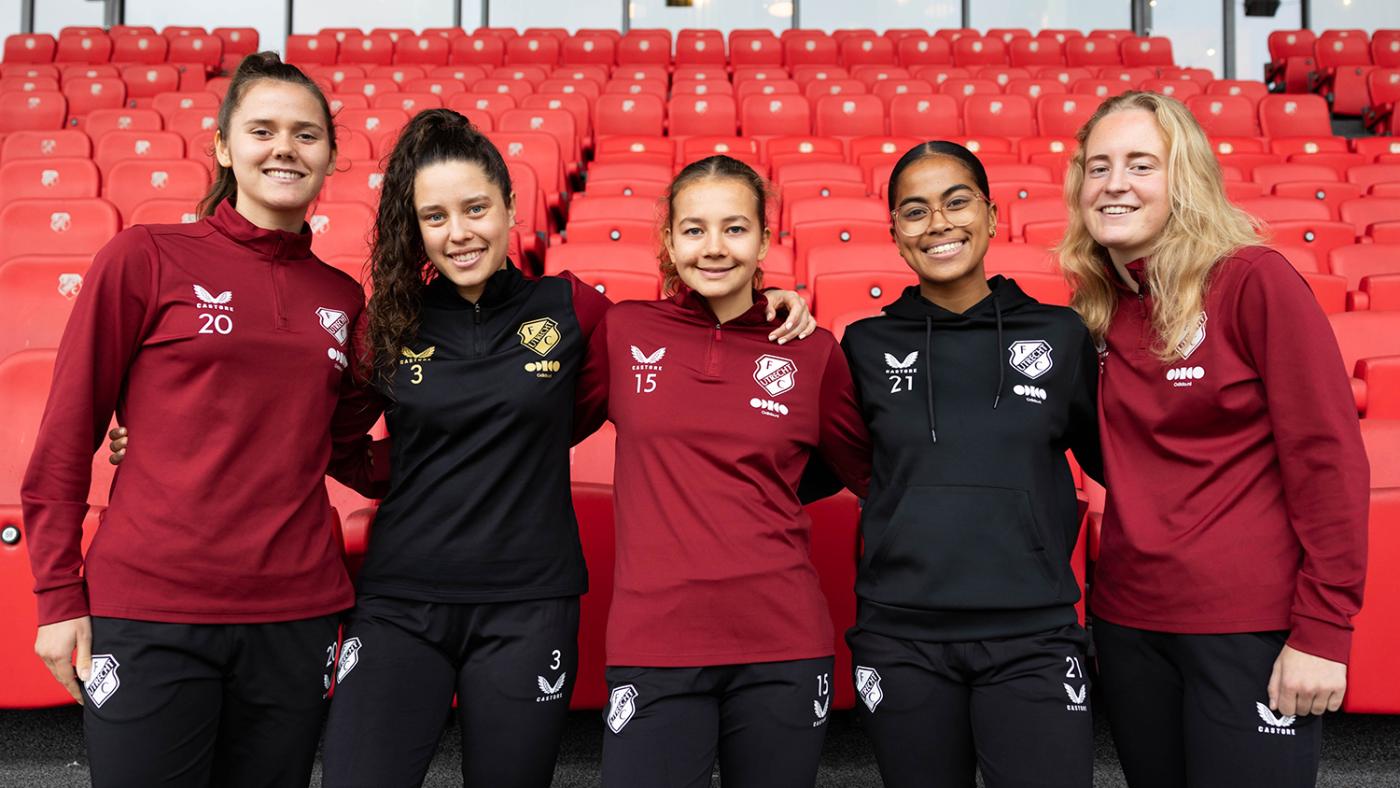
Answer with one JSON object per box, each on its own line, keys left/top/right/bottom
{"left": 446, "top": 92, "right": 517, "bottom": 125}
{"left": 593, "top": 93, "right": 666, "bottom": 139}
{"left": 5, "top": 34, "right": 57, "bottom": 64}
{"left": 0, "top": 198, "right": 119, "bottom": 263}
{"left": 0, "top": 157, "right": 99, "bottom": 205}
{"left": 785, "top": 34, "right": 838, "bottom": 68}
{"left": 1330, "top": 312, "right": 1400, "bottom": 417}
{"left": 543, "top": 242, "right": 656, "bottom": 278}
{"left": 897, "top": 36, "right": 953, "bottom": 69}
{"left": 985, "top": 243, "right": 1059, "bottom": 275}
{"left": 212, "top": 27, "right": 258, "bottom": 59}
{"left": 318, "top": 159, "right": 383, "bottom": 209}
{"left": 790, "top": 219, "right": 890, "bottom": 283}
{"left": 569, "top": 269, "right": 661, "bottom": 303}
{"left": 110, "top": 33, "right": 167, "bottom": 65}
{"left": 1139, "top": 79, "right": 1201, "bottom": 100}
{"left": 740, "top": 95, "right": 811, "bottom": 137}
{"left": 394, "top": 35, "right": 450, "bottom": 67}
{"left": 335, "top": 108, "right": 410, "bottom": 158}
{"left": 127, "top": 198, "right": 200, "bottom": 225}
{"left": 1270, "top": 182, "right": 1364, "bottom": 220}
{"left": 1187, "top": 94, "right": 1260, "bottom": 137}
{"left": 841, "top": 36, "right": 897, "bottom": 68}
{"left": 150, "top": 91, "right": 219, "bottom": 120}
{"left": 570, "top": 482, "right": 614, "bottom": 709}
{"left": 1339, "top": 198, "right": 1400, "bottom": 237}
{"left": 102, "top": 158, "right": 208, "bottom": 223}
{"left": 562, "top": 219, "right": 655, "bottom": 246}
{"left": 963, "top": 94, "right": 1035, "bottom": 138}
{"left": 560, "top": 34, "right": 616, "bottom": 68}
{"left": 1258, "top": 94, "right": 1334, "bottom": 138}
{"left": 1251, "top": 164, "right": 1340, "bottom": 191}
{"left": 0, "top": 256, "right": 96, "bottom": 358}
{"left": 285, "top": 33, "right": 337, "bottom": 66}
{"left": 1264, "top": 220, "right": 1358, "bottom": 262}
{"left": 1065, "top": 37, "right": 1122, "bottom": 68}
{"left": 93, "top": 130, "right": 183, "bottom": 175}
{"left": 952, "top": 36, "right": 1008, "bottom": 68}
{"left": 730, "top": 32, "right": 784, "bottom": 68}
{"left": 0, "top": 129, "right": 90, "bottom": 163}
{"left": 1120, "top": 36, "right": 1174, "bottom": 68}
{"left": 882, "top": 92, "right": 959, "bottom": 138}
{"left": 1345, "top": 485, "right": 1400, "bottom": 714}
{"left": 616, "top": 31, "right": 671, "bottom": 67}
{"left": 0, "top": 91, "right": 66, "bottom": 133}
{"left": 675, "top": 32, "right": 726, "bottom": 67}
{"left": 450, "top": 35, "right": 506, "bottom": 68}
{"left": 805, "top": 243, "right": 906, "bottom": 284}
{"left": 1266, "top": 30, "right": 1315, "bottom": 93}
{"left": 1010, "top": 37, "right": 1065, "bottom": 68}
{"left": 306, "top": 201, "right": 374, "bottom": 263}
{"left": 1330, "top": 245, "right": 1400, "bottom": 305}
{"left": 812, "top": 270, "right": 915, "bottom": 322}
{"left": 1036, "top": 94, "right": 1099, "bottom": 138}
{"left": 168, "top": 34, "right": 223, "bottom": 72}
{"left": 339, "top": 33, "right": 395, "bottom": 66}
{"left": 54, "top": 31, "right": 113, "bottom": 65}
{"left": 1347, "top": 163, "right": 1400, "bottom": 191}
{"left": 1007, "top": 197, "right": 1066, "bottom": 241}
{"left": 506, "top": 35, "right": 561, "bottom": 67}
{"left": 813, "top": 94, "right": 884, "bottom": 137}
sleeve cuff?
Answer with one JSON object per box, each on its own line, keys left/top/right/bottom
{"left": 1287, "top": 615, "right": 1354, "bottom": 665}
{"left": 37, "top": 584, "right": 90, "bottom": 627}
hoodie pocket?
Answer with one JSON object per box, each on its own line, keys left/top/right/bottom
{"left": 865, "top": 485, "right": 1060, "bottom": 610}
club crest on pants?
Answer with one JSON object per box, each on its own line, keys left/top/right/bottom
{"left": 607, "top": 684, "right": 638, "bottom": 734}
{"left": 85, "top": 655, "right": 121, "bottom": 708}
{"left": 855, "top": 666, "right": 884, "bottom": 712}
{"left": 336, "top": 637, "right": 362, "bottom": 683}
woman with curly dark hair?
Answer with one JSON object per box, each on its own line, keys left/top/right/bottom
{"left": 312, "top": 109, "right": 817, "bottom": 787}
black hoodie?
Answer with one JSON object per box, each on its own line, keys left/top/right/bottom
{"left": 840, "top": 276, "right": 1102, "bottom": 643}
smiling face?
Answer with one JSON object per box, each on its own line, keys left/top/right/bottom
{"left": 664, "top": 176, "right": 771, "bottom": 319}
{"left": 413, "top": 159, "right": 516, "bottom": 303}
{"left": 890, "top": 155, "right": 996, "bottom": 291}
{"left": 214, "top": 80, "right": 335, "bottom": 232}
{"left": 1078, "top": 108, "right": 1171, "bottom": 267}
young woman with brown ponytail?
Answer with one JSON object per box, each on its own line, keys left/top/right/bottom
{"left": 24, "top": 52, "right": 367, "bottom": 787}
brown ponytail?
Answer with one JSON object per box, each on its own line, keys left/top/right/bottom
{"left": 197, "top": 52, "right": 337, "bottom": 218}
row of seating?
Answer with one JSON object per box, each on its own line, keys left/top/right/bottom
{"left": 274, "top": 28, "right": 1174, "bottom": 70}
{"left": 1265, "top": 28, "right": 1400, "bottom": 119}
{"left": 2, "top": 26, "right": 258, "bottom": 73}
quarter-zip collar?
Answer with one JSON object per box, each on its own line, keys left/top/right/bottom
{"left": 670, "top": 286, "right": 773, "bottom": 328}
{"left": 1108, "top": 256, "right": 1150, "bottom": 295}
{"left": 207, "top": 199, "right": 315, "bottom": 261}
{"left": 423, "top": 260, "right": 528, "bottom": 310}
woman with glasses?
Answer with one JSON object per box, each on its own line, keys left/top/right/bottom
{"left": 837, "top": 141, "right": 1102, "bottom": 788}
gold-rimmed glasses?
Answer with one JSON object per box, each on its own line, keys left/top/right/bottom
{"left": 891, "top": 191, "right": 990, "bottom": 236}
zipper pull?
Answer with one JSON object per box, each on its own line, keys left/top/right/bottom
{"left": 474, "top": 302, "right": 482, "bottom": 324}
{"left": 714, "top": 322, "right": 722, "bottom": 342}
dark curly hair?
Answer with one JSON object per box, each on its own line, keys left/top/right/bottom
{"left": 197, "top": 52, "right": 336, "bottom": 218}
{"left": 365, "top": 108, "right": 513, "bottom": 385}
{"left": 659, "top": 155, "right": 769, "bottom": 296}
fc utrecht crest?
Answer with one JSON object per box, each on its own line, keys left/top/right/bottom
{"left": 316, "top": 307, "right": 349, "bottom": 345}
{"left": 753, "top": 354, "right": 798, "bottom": 397}
{"left": 1008, "top": 340, "right": 1054, "bottom": 380}
{"left": 85, "top": 655, "right": 121, "bottom": 708}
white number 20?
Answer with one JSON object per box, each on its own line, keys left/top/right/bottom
{"left": 198, "top": 314, "right": 233, "bottom": 335}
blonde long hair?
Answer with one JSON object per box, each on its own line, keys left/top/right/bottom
{"left": 1058, "top": 91, "right": 1260, "bottom": 361}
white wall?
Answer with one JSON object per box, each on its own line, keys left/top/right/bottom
{"left": 124, "top": 0, "right": 286, "bottom": 55}
{"left": 486, "top": 0, "right": 619, "bottom": 32}
{"left": 33, "top": 0, "right": 104, "bottom": 34}
{"left": 799, "top": 0, "right": 959, "bottom": 33}
{"left": 626, "top": 0, "right": 791, "bottom": 34}
{"left": 1151, "top": 0, "right": 1223, "bottom": 73}
{"left": 968, "top": 0, "right": 1131, "bottom": 32}
{"left": 291, "top": 0, "right": 455, "bottom": 34}
{"left": 1235, "top": 0, "right": 1303, "bottom": 82}
{"left": 1312, "top": 0, "right": 1400, "bottom": 32}
{"left": 0, "top": 0, "right": 22, "bottom": 43}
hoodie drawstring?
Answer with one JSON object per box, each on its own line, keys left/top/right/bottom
{"left": 924, "top": 315, "right": 937, "bottom": 443}
{"left": 992, "top": 293, "right": 1005, "bottom": 410}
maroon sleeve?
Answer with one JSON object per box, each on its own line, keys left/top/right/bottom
{"left": 560, "top": 270, "right": 614, "bottom": 341}
{"left": 326, "top": 309, "right": 390, "bottom": 498}
{"left": 572, "top": 308, "right": 612, "bottom": 446}
{"left": 1235, "top": 250, "right": 1369, "bottom": 664}
{"left": 816, "top": 339, "right": 872, "bottom": 499}
{"left": 20, "top": 228, "right": 159, "bottom": 625}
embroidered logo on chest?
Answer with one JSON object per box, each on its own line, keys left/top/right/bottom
{"left": 316, "top": 307, "right": 348, "bottom": 345}
{"left": 1175, "top": 311, "right": 1208, "bottom": 359}
{"left": 630, "top": 345, "right": 665, "bottom": 394}
{"left": 753, "top": 354, "right": 798, "bottom": 396}
{"left": 1008, "top": 340, "right": 1053, "bottom": 379}
{"left": 518, "top": 317, "right": 562, "bottom": 356}
{"left": 883, "top": 351, "right": 918, "bottom": 394}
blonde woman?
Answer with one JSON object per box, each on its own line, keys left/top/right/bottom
{"left": 1059, "top": 91, "right": 1368, "bottom": 788}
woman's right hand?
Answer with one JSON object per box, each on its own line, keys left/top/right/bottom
{"left": 35, "top": 616, "right": 92, "bottom": 705}
{"left": 107, "top": 427, "right": 127, "bottom": 464}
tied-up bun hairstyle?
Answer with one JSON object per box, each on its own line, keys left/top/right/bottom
{"left": 885, "top": 140, "right": 993, "bottom": 211}
{"left": 197, "top": 52, "right": 336, "bottom": 218}
{"left": 1058, "top": 91, "right": 1259, "bottom": 361}
{"left": 659, "top": 155, "right": 771, "bottom": 295}
{"left": 365, "top": 108, "right": 513, "bottom": 384}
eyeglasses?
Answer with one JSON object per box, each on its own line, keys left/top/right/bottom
{"left": 891, "top": 192, "right": 989, "bottom": 236}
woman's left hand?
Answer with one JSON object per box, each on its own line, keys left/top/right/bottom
{"left": 762, "top": 289, "right": 816, "bottom": 344}
{"left": 1267, "top": 644, "right": 1347, "bottom": 717}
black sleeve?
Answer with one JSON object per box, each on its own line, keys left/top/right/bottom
{"left": 1067, "top": 329, "right": 1103, "bottom": 485}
